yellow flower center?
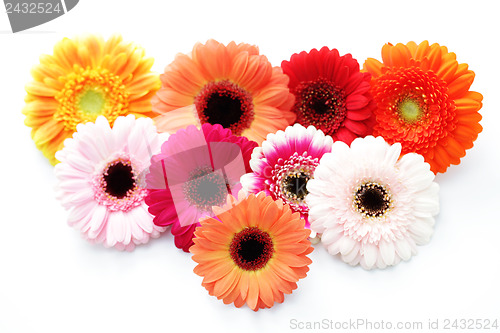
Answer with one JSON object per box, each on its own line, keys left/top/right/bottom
{"left": 55, "top": 66, "right": 130, "bottom": 131}
{"left": 77, "top": 88, "right": 106, "bottom": 115}
{"left": 398, "top": 98, "right": 422, "bottom": 123}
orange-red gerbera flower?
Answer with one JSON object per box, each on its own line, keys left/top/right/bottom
{"left": 364, "top": 41, "right": 483, "bottom": 174}
{"left": 152, "top": 39, "right": 295, "bottom": 144}
{"left": 23, "top": 34, "right": 160, "bottom": 165}
{"left": 190, "top": 192, "right": 313, "bottom": 311}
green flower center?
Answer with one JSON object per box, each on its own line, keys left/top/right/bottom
{"left": 398, "top": 99, "right": 422, "bottom": 122}
{"left": 78, "top": 88, "right": 106, "bottom": 115}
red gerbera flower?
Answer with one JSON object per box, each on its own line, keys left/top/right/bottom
{"left": 281, "top": 47, "right": 376, "bottom": 144}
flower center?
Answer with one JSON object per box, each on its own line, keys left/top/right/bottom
{"left": 371, "top": 66, "right": 456, "bottom": 153}
{"left": 92, "top": 156, "right": 148, "bottom": 212}
{"left": 55, "top": 66, "right": 130, "bottom": 131}
{"left": 230, "top": 227, "right": 274, "bottom": 271}
{"left": 103, "top": 161, "right": 136, "bottom": 199}
{"left": 194, "top": 80, "right": 254, "bottom": 135}
{"left": 293, "top": 78, "right": 347, "bottom": 136}
{"left": 78, "top": 88, "right": 107, "bottom": 115}
{"left": 398, "top": 98, "right": 422, "bottom": 122}
{"left": 354, "top": 182, "right": 392, "bottom": 218}
{"left": 183, "top": 165, "right": 228, "bottom": 212}
{"left": 270, "top": 152, "right": 318, "bottom": 214}
{"left": 282, "top": 171, "right": 310, "bottom": 202}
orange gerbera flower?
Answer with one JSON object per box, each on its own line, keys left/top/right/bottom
{"left": 23, "top": 34, "right": 160, "bottom": 165}
{"left": 364, "top": 41, "right": 483, "bottom": 174}
{"left": 190, "top": 192, "right": 313, "bottom": 311}
{"left": 152, "top": 39, "right": 295, "bottom": 144}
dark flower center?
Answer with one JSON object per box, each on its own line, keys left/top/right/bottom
{"left": 293, "top": 78, "right": 347, "bottom": 136}
{"left": 183, "top": 166, "right": 228, "bottom": 212}
{"left": 230, "top": 227, "right": 274, "bottom": 271}
{"left": 354, "top": 182, "right": 391, "bottom": 218}
{"left": 103, "top": 161, "right": 136, "bottom": 199}
{"left": 282, "top": 171, "right": 310, "bottom": 202}
{"left": 194, "top": 80, "right": 254, "bottom": 135}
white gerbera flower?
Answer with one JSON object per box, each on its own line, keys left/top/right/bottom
{"left": 307, "top": 136, "right": 439, "bottom": 269}
{"left": 55, "top": 115, "right": 167, "bottom": 251}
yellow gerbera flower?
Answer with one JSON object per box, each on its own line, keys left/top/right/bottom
{"left": 23, "top": 34, "right": 160, "bottom": 165}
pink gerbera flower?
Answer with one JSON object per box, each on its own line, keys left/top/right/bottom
{"left": 54, "top": 115, "right": 167, "bottom": 251}
{"left": 145, "top": 123, "right": 258, "bottom": 252}
{"left": 240, "top": 124, "right": 333, "bottom": 235}
{"left": 281, "top": 47, "right": 376, "bottom": 144}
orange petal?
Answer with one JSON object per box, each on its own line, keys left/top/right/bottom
{"left": 202, "top": 260, "right": 235, "bottom": 284}
{"left": 25, "top": 81, "right": 58, "bottom": 97}
{"left": 245, "top": 272, "right": 259, "bottom": 310}
{"left": 256, "top": 271, "right": 275, "bottom": 308}
{"left": 447, "top": 72, "right": 475, "bottom": 98}
{"left": 363, "top": 58, "right": 383, "bottom": 77}
{"left": 32, "top": 118, "right": 64, "bottom": 145}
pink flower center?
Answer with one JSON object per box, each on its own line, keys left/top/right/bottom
{"left": 92, "top": 157, "right": 148, "bottom": 212}
{"left": 270, "top": 152, "right": 319, "bottom": 214}
{"left": 194, "top": 80, "right": 254, "bottom": 135}
{"left": 293, "top": 78, "right": 347, "bottom": 136}
{"left": 230, "top": 227, "right": 274, "bottom": 271}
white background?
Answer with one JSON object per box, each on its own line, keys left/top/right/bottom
{"left": 1, "top": 1, "right": 499, "bottom": 332}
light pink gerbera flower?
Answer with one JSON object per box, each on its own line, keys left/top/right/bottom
{"left": 54, "top": 115, "right": 167, "bottom": 251}
{"left": 307, "top": 136, "right": 439, "bottom": 269}
{"left": 240, "top": 124, "right": 333, "bottom": 235}
{"left": 145, "top": 123, "right": 258, "bottom": 252}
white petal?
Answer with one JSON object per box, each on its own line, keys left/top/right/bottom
{"left": 341, "top": 243, "right": 360, "bottom": 264}
{"left": 320, "top": 227, "right": 343, "bottom": 246}
{"left": 339, "top": 236, "right": 356, "bottom": 255}
{"left": 362, "top": 243, "right": 378, "bottom": 269}
{"left": 379, "top": 239, "right": 396, "bottom": 266}
{"left": 240, "top": 173, "right": 261, "bottom": 193}
{"left": 395, "top": 238, "right": 412, "bottom": 261}
{"left": 375, "top": 253, "right": 387, "bottom": 269}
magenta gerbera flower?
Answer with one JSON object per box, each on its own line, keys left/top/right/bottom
{"left": 281, "top": 47, "right": 376, "bottom": 144}
{"left": 240, "top": 124, "right": 333, "bottom": 235}
{"left": 54, "top": 115, "right": 167, "bottom": 251}
{"left": 145, "top": 123, "right": 258, "bottom": 252}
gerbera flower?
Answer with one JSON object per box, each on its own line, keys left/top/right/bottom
{"left": 281, "top": 47, "right": 376, "bottom": 144}
{"left": 307, "top": 136, "right": 439, "bottom": 270}
{"left": 190, "top": 192, "right": 313, "bottom": 311}
{"left": 240, "top": 124, "right": 333, "bottom": 235}
{"left": 145, "top": 123, "right": 258, "bottom": 252}
{"left": 54, "top": 115, "right": 166, "bottom": 251}
{"left": 152, "top": 39, "right": 295, "bottom": 144}
{"left": 23, "top": 34, "right": 160, "bottom": 165}
{"left": 364, "top": 41, "right": 483, "bottom": 174}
